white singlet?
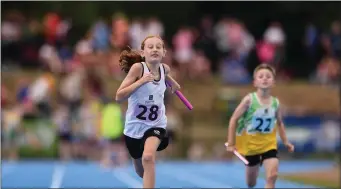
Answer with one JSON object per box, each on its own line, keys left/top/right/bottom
{"left": 124, "top": 62, "right": 167, "bottom": 139}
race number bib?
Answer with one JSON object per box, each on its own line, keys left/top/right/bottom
{"left": 247, "top": 108, "right": 276, "bottom": 134}
{"left": 134, "top": 104, "right": 160, "bottom": 122}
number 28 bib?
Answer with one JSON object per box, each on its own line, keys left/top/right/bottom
{"left": 134, "top": 103, "right": 161, "bottom": 122}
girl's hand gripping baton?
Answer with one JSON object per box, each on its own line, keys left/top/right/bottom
{"left": 166, "top": 81, "right": 193, "bottom": 110}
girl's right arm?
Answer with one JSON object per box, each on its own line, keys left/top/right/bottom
{"left": 226, "top": 95, "right": 251, "bottom": 149}
{"left": 115, "top": 63, "right": 153, "bottom": 103}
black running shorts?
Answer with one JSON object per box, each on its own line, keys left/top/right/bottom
{"left": 245, "top": 149, "right": 278, "bottom": 166}
{"left": 124, "top": 127, "right": 169, "bottom": 159}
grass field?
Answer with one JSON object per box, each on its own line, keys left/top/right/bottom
{"left": 281, "top": 167, "right": 340, "bottom": 189}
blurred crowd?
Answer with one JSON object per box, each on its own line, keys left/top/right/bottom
{"left": 1, "top": 10, "right": 340, "bottom": 162}
{"left": 2, "top": 11, "right": 340, "bottom": 84}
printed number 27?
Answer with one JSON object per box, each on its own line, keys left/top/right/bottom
{"left": 136, "top": 105, "right": 159, "bottom": 121}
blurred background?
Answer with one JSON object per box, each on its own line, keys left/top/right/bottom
{"left": 1, "top": 1, "right": 340, "bottom": 188}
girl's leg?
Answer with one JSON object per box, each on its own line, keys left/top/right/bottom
{"left": 142, "top": 136, "right": 161, "bottom": 188}
{"left": 124, "top": 135, "right": 145, "bottom": 178}
{"left": 132, "top": 158, "right": 144, "bottom": 178}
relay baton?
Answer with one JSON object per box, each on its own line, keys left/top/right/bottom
{"left": 225, "top": 143, "right": 249, "bottom": 165}
{"left": 166, "top": 81, "right": 193, "bottom": 110}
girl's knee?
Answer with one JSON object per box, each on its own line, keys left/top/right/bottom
{"left": 142, "top": 153, "right": 155, "bottom": 165}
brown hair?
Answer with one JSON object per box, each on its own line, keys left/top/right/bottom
{"left": 253, "top": 63, "right": 276, "bottom": 77}
{"left": 119, "top": 35, "right": 164, "bottom": 73}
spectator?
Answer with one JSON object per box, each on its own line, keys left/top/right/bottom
{"left": 145, "top": 17, "right": 164, "bottom": 37}
{"left": 2, "top": 102, "right": 22, "bottom": 161}
{"left": 188, "top": 143, "right": 205, "bottom": 161}
{"left": 195, "top": 15, "right": 219, "bottom": 72}
{"left": 1, "top": 11, "right": 23, "bottom": 63}
{"left": 108, "top": 49, "right": 124, "bottom": 79}
{"left": 303, "top": 23, "right": 320, "bottom": 76}
{"left": 263, "top": 22, "right": 286, "bottom": 68}
{"left": 59, "top": 64, "right": 85, "bottom": 119}
{"left": 43, "top": 12, "right": 61, "bottom": 44}
{"left": 214, "top": 17, "right": 231, "bottom": 55}
{"left": 1, "top": 11, "right": 22, "bottom": 44}
{"left": 304, "top": 23, "right": 319, "bottom": 61}
{"left": 312, "top": 56, "right": 340, "bottom": 85}
{"left": 237, "top": 25, "right": 255, "bottom": 66}
{"left": 74, "top": 31, "right": 95, "bottom": 65}
{"left": 256, "top": 40, "right": 276, "bottom": 64}
{"left": 173, "top": 26, "right": 195, "bottom": 78}
{"left": 163, "top": 43, "right": 175, "bottom": 67}
{"left": 1, "top": 84, "right": 9, "bottom": 108}
{"left": 329, "top": 21, "right": 341, "bottom": 61}
{"left": 78, "top": 91, "right": 102, "bottom": 161}
{"left": 56, "top": 18, "right": 71, "bottom": 42}
{"left": 92, "top": 20, "right": 110, "bottom": 53}
{"left": 16, "top": 78, "right": 36, "bottom": 117}
{"left": 129, "top": 18, "right": 146, "bottom": 49}
{"left": 190, "top": 50, "right": 211, "bottom": 80}
{"left": 264, "top": 22, "right": 286, "bottom": 46}
{"left": 227, "top": 19, "right": 244, "bottom": 51}
{"left": 39, "top": 40, "right": 62, "bottom": 73}
{"left": 53, "top": 104, "right": 72, "bottom": 161}
{"left": 220, "top": 52, "right": 251, "bottom": 85}
{"left": 58, "top": 40, "right": 73, "bottom": 66}
{"left": 162, "top": 43, "right": 181, "bottom": 83}
{"left": 20, "top": 19, "right": 43, "bottom": 68}
{"left": 99, "top": 100, "right": 127, "bottom": 167}
{"left": 16, "top": 78, "right": 30, "bottom": 104}
{"left": 28, "top": 67, "right": 57, "bottom": 118}
{"left": 111, "top": 13, "right": 129, "bottom": 50}
{"left": 86, "top": 69, "right": 105, "bottom": 98}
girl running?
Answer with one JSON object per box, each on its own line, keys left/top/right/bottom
{"left": 226, "top": 64, "right": 294, "bottom": 188}
{"left": 115, "top": 35, "right": 180, "bottom": 188}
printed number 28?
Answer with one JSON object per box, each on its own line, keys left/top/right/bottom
{"left": 136, "top": 105, "right": 159, "bottom": 121}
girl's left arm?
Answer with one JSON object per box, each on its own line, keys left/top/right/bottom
{"left": 163, "top": 64, "right": 181, "bottom": 92}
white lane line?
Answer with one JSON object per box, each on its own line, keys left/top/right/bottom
{"left": 50, "top": 164, "right": 65, "bottom": 188}
{"left": 112, "top": 169, "right": 142, "bottom": 188}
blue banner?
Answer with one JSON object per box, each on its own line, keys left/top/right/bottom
{"left": 277, "top": 116, "right": 340, "bottom": 153}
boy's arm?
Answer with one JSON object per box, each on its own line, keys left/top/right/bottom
{"left": 276, "top": 105, "right": 294, "bottom": 152}
{"left": 276, "top": 105, "right": 289, "bottom": 145}
{"left": 227, "top": 95, "right": 251, "bottom": 146}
